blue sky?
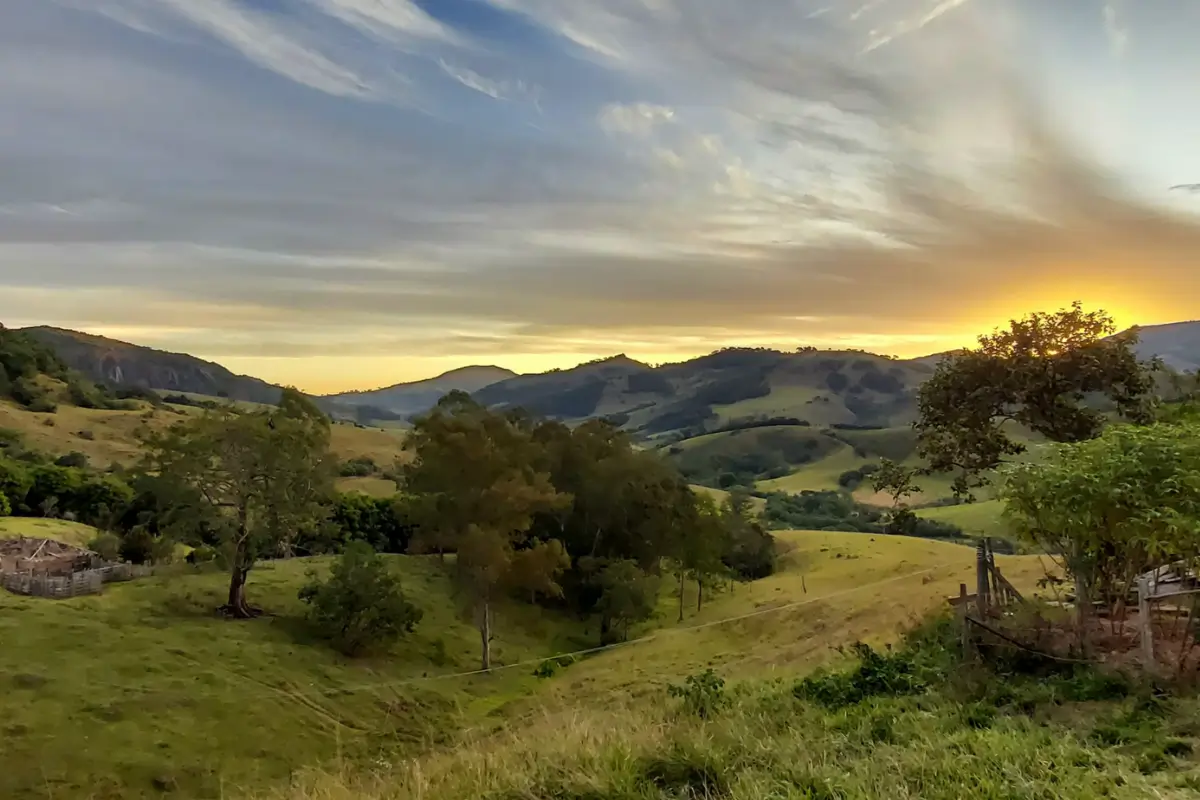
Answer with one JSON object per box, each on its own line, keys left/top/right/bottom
{"left": 1, "top": 0, "right": 1199, "bottom": 391}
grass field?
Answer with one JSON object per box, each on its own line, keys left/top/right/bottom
{"left": 0, "top": 531, "right": 1029, "bottom": 799}
{"left": 689, "top": 484, "right": 767, "bottom": 514}
{"left": 712, "top": 385, "right": 825, "bottom": 423}
{"left": 526, "top": 531, "right": 1048, "bottom": 710}
{"left": 0, "top": 400, "right": 410, "bottom": 469}
{"left": 756, "top": 443, "right": 866, "bottom": 493}
{"left": 335, "top": 476, "right": 400, "bottom": 497}
{"left": 917, "top": 499, "right": 1012, "bottom": 540}
{"left": 0, "top": 556, "right": 587, "bottom": 800}
{"left": 0, "top": 516, "right": 101, "bottom": 548}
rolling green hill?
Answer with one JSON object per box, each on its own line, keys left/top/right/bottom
{"left": 0, "top": 532, "right": 1041, "bottom": 800}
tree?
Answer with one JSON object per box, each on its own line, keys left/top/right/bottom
{"left": 582, "top": 557, "right": 660, "bottom": 643}
{"left": 144, "top": 387, "right": 334, "bottom": 618}
{"left": 299, "top": 541, "right": 423, "bottom": 657}
{"left": 0, "top": 489, "right": 9, "bottom": 517}
{"left": 871, "top": 458, "right": 921, "bottom": 535}
{"left": 915, "top": 302, "right": 1157, "bottom": 498}
{"left": 402, "top": 393, "right": 570, "bottom": 669}
{"left": 1000, "top": 420, "right": 1200, "bottom": 643}
{"left": 720, "top": 492, "right": 777, "bottom": 581}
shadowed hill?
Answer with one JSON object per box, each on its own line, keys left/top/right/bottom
{"left": 21, "top": 326, "right": 288, "bottom": 406}
{"left": 322, "top": 365, "right": 517, "bottom": 416}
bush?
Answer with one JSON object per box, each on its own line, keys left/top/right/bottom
{"left": 119, "top": 527, "right": 159, "bottom": 565}
{"left": 88, "top": 532, "right": 122, "bottom": 562}
{"left": 667, "top": 668, "right": 727, "bottom": 718}
{"left": 186, "top": 545, "right": 220, "bottom": 565}
{"left": 338, "top": 456, "right": 378, "bottom": 478}
{"left": 54, "top": 451, "right": 89, "bottom": 469}
{"left": 0, "top": 490, "right": 10, "bottom": 517}
{"left": 533, "top": 654, "right": 578, "bottom": 679}
{"left": 299, "top": 542, "right": 423, "bottom": 657}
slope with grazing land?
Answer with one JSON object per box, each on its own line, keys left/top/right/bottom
{"left": 0, "top": 531, "right": 1037, "bottom": 800}
{"left": 0, "top": 516, "right": 101, "bottom": 548}
{"left": 0, "top": 554, "right": 589, "bottom": 800}
{"left": 0, "top": 398, "right": 409, "bottom": 469}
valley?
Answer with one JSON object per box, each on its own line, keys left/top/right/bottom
{"left": 2, "top": 310, "right": 1199, "bottom": 799}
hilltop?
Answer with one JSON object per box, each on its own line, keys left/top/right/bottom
{"left": 22, "top": 326, "right": 288, "bottom": 407}
{"left": 321, "top": 365, "right": 517, "bottom": 416}
{"left": 15, "top": 320, "right": 1200, "bottom": 442}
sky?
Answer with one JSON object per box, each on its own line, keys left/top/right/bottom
{"left": 1, "top": 0, "right": 1199, "bottom": 393}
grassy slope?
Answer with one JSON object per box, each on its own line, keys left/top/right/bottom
{"left": 689, "top": 485, "right": 767, "bottom": 514}
{"left": 917, "top": 499, "right": 1011, "bottom": 540}
{"left": 0, "top": 556, "right": 586, "bottom": 800}
{"left": 266, "top": 535, "right": 1158, "bottom": 800}
{"left": 0, "top": 532, "right": 1029, "bottom": 799}
{"left": 529, "top": 531, "right": 1048, "bottom": 711}
{"left": 0, "top": 517, "right": 101, "bottom": 548}
{"left": 0, "top": 400, "right": 410, "bottom": 469}
{"left": 335, "top": 477, "right": 400, "bottom": 497}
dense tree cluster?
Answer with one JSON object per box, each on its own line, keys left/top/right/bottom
{"left": 401, "top": 392, "right": 778, "bottom": 667}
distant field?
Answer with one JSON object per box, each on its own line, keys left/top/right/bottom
{"left": 335, "top": 476, "right": 399, "bottom": 497}
{"left": 916, "top": 499, "right": 1012, "bottom": 540}
{"left": 0, "top": 400, "right": 409, "bottom": 469}
{"left": 712, "top": 385, "right": 824, "bottom": 423}
{"left": 756, "top": 443, "right": 866, "bottom": 493}
{"left": 0, "top": 517, "right": 101, "bottom": 548}
{"left": 690, "top": 484, "right": 767, "bottom": 514}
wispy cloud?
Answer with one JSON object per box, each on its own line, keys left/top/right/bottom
{"left": 1102, "top": 0, "right": 1128, "bottom": 58}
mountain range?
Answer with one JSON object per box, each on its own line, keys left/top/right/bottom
{"left": 15, "top": 320, "right": 1200, "bottom": 439}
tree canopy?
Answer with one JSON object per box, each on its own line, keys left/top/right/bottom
{"left": 144, "top": 387, "right": 335, "bottom": 617}
{"left": 915, "top": 302, "right": 1156, "bottom": 497}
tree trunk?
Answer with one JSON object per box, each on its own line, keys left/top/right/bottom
{"left": 478, "top": 600, "right": 492, "bottom": 671}
{"left": 678, "top": 570, "right": 685, "bottom": 622}
{"left": 697, "top": 578, "right": 703, "bottom": 612}
{"left": 222, "top": 513, "right": 256, "bottom": 619}
{"left": 225, "top": 560, "right": 254, "bottom": 618}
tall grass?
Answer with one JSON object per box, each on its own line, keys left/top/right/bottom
{"left": 260, "top": 623, "right": 1200, "bottom": 800}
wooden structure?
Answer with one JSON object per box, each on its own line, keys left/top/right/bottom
{"left": 1135, "top": 562, "right": 1200, "bottom": 666}
{"left": 946, "top": 539, "right": 1024, "bottom": 619}
{"left": 0, "top": 536, "right": 151, "bottom": 599}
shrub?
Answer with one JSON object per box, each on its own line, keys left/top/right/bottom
{"left": 119, "top": 527, "right": 158, "bottom": 565}
{"left": 54, "top": 451, "right": 89, "bottom": 469}
{"left": 299, "top": 542, "right": 423, "bottom": 657}
{"left": 338, "top": 456, "right": 378, "bottom": 477}
{"left": 0, "top": 490, "right": 10, "bottom": 517}
{"left": 186, "top": 545, "right": 219, "bottom": 565}
{"left": 533, "top": 654, "right": 578, "bottom": 679}
{"left": 88, "top": 532, "right": 122, "bottom": 563}
{"left": 667, "top": 668, "right": 727, "bottom": 718}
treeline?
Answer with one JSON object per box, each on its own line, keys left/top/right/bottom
{"left": 759, "top": 490, "right": 974, "bottom": 544}
{"left": 401, "top": 392, "right": 777, "bottom": 664}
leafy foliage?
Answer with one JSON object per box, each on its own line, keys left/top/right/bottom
{"left": 299, "top": 542, "right": 423, "bottom": 657}
{"left": 1000, "top": 419, "right": 1200, "bottom": 611}
{"left": 668, "top": 668, "right": 727, "bottom": 718}
{"left": 143, "top": 387, "right": 335, "bottom": 617}
{"left": 916, "top": 303, "right": 1157, "bottom": 497}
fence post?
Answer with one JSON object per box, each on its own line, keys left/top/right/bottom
{"left": 958, "top": 583, "right": 972, "bottom": 659}
{"left": 1138, "top": 575, "right": 1154, "bottom": 668}
{"left": 975, "top": 541, "right": 989, "bottom": 617}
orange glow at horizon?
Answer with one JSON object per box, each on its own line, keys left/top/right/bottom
{"left": 212, "top": 294, "right": 1185, "bottom": 394}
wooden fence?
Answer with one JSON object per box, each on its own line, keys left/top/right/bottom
{"left": 0, "top": 563, "right": 154, "bottom": 599}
